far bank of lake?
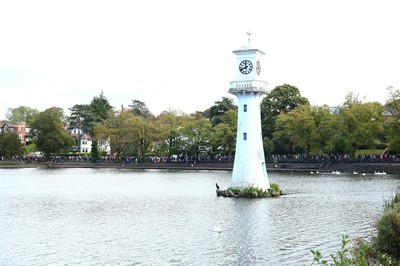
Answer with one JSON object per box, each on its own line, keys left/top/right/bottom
{"left": 1, "top": 161, "right": 400, "bottom": 174}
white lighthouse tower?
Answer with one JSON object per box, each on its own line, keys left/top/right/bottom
{"left": 229, "top": 33, "right": 270, "bottom": 190}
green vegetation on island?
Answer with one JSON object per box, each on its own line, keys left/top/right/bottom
{"left": 216, "top": 182, "right": 281, "bottom": 198}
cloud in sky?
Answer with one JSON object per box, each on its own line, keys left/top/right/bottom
{"left": 1, "top": 0, "right": 399, "bottom": 119}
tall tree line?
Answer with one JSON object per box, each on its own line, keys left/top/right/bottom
{"left": 2, "top": 86, "right": 400, "bottom": 161}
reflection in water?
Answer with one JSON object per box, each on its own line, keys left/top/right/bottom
{"left": 229, "top": 199, "right": 274, "bottom": 265}
{"left": 0, "top": 168, "right": 398, "bottom": 265}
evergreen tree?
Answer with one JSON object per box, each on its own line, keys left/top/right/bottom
{"left": 89, "top": 91, "right": 113, "bottom": 161}
{"left": 129, "top": 99, "right": 153, "bottom": 119}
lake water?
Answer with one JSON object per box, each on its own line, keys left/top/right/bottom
{"left": 0, "top": 168, "right": 399, "bottom": 265}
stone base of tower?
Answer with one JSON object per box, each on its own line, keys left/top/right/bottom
{"left": 216, "top": 185, "right": 282, "bottom": 198}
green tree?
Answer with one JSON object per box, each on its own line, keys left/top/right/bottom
{"left": 31, "top": 107, "right": 75, "bottom": 158}
{"left": 339, "top": 100, "right": 384, "bottom": 154}
{"left": 261, "top": 84, "right": 309, "bottom": 139}
{"left": 89, "top": 91, "right": 113, "bottom": 161}
{"left": 263, "top": 137, "right": 275, "bottom": 158}
{"left": 90, "top": 91, "right": 113, "bottom": 123}
{"left": 6, "top": 106, "right": 39, "bottom": 124}
{"left": 129, "top": 99, "right": 154, "bottom": 119}
{"left": 24, "top": 143, "right": 37, "bottom": 156}
{"left": 91, "top": 141, "right": 99, "bottom": 160}
{"left": 310, "top": 105, "right": 340, "bottom": 154}
{"left": 68, "top": 104, "right": 92, "bottom": 152}
{"left": 133, "top": 116, "right": 161, "bottom": 162}
{"left": 273, "top": 105, "right": 319, "bottom": 158}
{"left": 384, "top": 86, "right": 400, "bottom": 153}
{"left": 0, "top": 131, "right": 22, "bottom": 159}
{"left": 68, "top": 104, "right": 92, "bottom": 135}
{"left": 181, "top": 114, "right": 212, "bottom": 161}
{"left": 204, "top": 97, "right": 237, "bottom": 126}
{"left": 156, "top": 110, "right": 186, "bottom": 159}
{"left": 210, "top": 109, "right": 237, "bottom": 162}
{"left": 94, "top": 108, "right": 138, "bottom": 158}
{"left": 343, "top": 91, "right": 364, "bottom": 108}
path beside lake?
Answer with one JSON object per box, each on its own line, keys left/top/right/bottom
{"left": 1, "top": 161, "right": 400, "bottom": 174}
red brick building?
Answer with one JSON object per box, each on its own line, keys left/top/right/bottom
{"left": 0, "top": 122, "right": 32, "bottom": 145}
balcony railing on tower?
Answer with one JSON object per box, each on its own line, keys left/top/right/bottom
{"left": 229, "top": 80, "right": 269, "bottom": 94}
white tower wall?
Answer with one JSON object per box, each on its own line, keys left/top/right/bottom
{"left": 229, "top": 46, "right": 270, "bottom": 191}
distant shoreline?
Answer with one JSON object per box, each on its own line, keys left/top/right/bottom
{"left": 1, "top": 161, "right": 400, "bottom": 174}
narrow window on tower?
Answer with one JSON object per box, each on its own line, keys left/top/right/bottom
{"left": 243, "top": 132, "right": 247, "bottom": 140}
{"left": 244, "top": 104, "right": 247, "bottom": 112}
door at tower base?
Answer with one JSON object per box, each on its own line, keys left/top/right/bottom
{"left": 230, "top": 149, "right": 270, "bottom": 191}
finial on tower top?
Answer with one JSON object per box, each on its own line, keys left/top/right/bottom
{"left": 247, "top": 29, "right": 252, "bottom": 46}
{"left": 235, "top": 29, "right": 261, "bottom": 51}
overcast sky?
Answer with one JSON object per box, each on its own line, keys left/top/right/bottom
{"left": 1, "top": 0, "right": 399, "bottom": 119}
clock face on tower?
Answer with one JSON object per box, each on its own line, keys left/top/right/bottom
{"left": 256, "top": 61, "right": 261, "bottom": 75}
{"left": 239, "top": 60, "right": 253, "bottom": 74}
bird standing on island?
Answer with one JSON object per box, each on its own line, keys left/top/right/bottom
{"left": 216, "top": 183, "right": 220, "bottom": 189}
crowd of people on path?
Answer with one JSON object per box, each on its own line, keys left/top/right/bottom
{"left": 271, "top": 153, "right": 400, "bottom": 163}
{"left": 2, "top": 152, "right": 400, "bottom": 164}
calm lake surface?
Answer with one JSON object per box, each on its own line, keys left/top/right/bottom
{"left": 1, "top": 168, "right": 399, "bottom": 265}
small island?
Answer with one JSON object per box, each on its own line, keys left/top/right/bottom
{"left": 216, "top": 182, "right": 282, "bottom": 198}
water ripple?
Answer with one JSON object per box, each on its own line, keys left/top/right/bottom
{"left": 0, "top": 169, "right": 399, "bottom": 265}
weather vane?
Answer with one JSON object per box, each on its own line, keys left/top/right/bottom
{"left": 247, "top": 29, "right": 252, "bottom": 46}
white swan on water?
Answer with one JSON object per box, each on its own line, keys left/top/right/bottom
{"left": 213, "top": 226, "right": 222, "bottom": 233}
{"left": 213, "top": 221, "right": 223, "bottom": 233}
{"left": 374, "top": 171, "right": 387, "bottom": 175}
